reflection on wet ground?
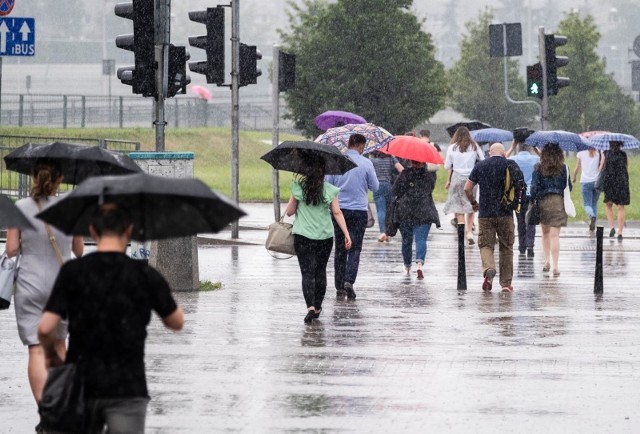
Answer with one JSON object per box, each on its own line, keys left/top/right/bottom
{"left": 3, "top": 235, "right": 640, "bottom": 432}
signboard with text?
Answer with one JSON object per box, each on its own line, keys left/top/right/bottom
{"left": 0, "top": 17, "right": 34, "bottom": 56}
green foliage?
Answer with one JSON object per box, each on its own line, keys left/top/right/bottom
{"left": 199, "top": 280, "right": 222, "bottom": 291}
{"left": 447, "top": 10, "right": 537, "bottom": 129}
{"left": 279, "top": 0, "right": 447, "bottom": 137}
{"left": 549, "top": 13, "right": 640, "bottom": 136}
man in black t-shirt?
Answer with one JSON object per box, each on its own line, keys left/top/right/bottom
{"left": 464, "top": 143, "right": 520, "bottom": 293}
{"left": 38, "top": 204, "right": 184, "bottom": 433}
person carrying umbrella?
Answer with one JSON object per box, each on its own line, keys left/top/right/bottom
{"left": 284, "top": 152, "right": 352, "bottom": 323}
{"left": 4, "top": 159, "right": 84, "bottom": 432}
{"left": 600, "top": 141, "right": 630, "bottom": 239}
{"left": 326, "top": 134, "right": 379, "bottom": 300}
{"left": 38, "top": 203, "right": 184, "bottom": 433}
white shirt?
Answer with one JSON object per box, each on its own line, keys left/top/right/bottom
{"left": 444, "top": 144, "right": 485, "bottom": 176}
{"left": 576, "top": 150, "right": 601, "bottom": 183}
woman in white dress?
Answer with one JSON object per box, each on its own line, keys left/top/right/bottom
{"left": 443, "top": 127, "right": 484, "bottom": 244}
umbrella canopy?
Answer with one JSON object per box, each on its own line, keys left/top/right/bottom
{"left": 470, "top": 128, "right": 514, "bottom": 143}
{"left": 587, "top": 133, "right": 640, "bottom": 151}
{"left": 190, "top": 85, "right": 212, "bottom": 101}
{"left": 4, "top": 142, "right": 142, "bottom": 185}
{"left": 446, "top": 121, "right": 492, "bottom": 137}
{"left": 35, "top": 173, "right": 246, "bottom": 241}
{"left": 314, "top": 110, "right": 367, "bottom": 131}
{"left": 315, "top": 123, "right": 394, "bottom": 155}
{"left": 524, "top": 130, "right": 591, "bottom": 152}
{"left": 261, "top": 140, "right": 357, "bottom": 176}
{"left": 379, "top": 136, "right": 444, "bottom": 165}
{"left": 0, "top": 194, "right": 34, "bottom": 230}
{"left": 579, "top": 130, "right": 611, "bottom": 139}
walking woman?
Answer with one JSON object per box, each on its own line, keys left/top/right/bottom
{"left": 285, "top": 155, "right": 352, "bottom": 324}
{"left": 601, "top": 141, "right": 630, "bottom": 240}
{"left": 370, "top": 151, "right": 403, "bottom": 242}
{"left": 5, "top": 159, "right": 84, "bottom": 431}
{"left": 573, "top": 147, "right": 603, "bottom": 232}
{"left": 530, "top": 143, "right": 572, "bottom": 276}
{"left": 390, "top": 160, "right": 440, "bottom": 279}
{"left": 444, "top": 126, "right": 484, "bottom": 245}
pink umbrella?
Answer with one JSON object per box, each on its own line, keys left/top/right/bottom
{"left": 190, "top": 85, "right": 212, "bottom": 101}
{"left": 579, "top": 130, "right": 610, "bottom": 139}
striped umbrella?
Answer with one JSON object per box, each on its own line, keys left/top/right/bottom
{"left": 587, "top": 133, "right": 640, "bottom": 150}
{"left": 315, "top": 123, "right": 394, "bottom": 155}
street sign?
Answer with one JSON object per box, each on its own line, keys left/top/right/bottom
{"left": 489, "top": 23, "right": 522, "bottom": 57}
{"left": 0, "top": 0, "right": 15, "bottom": 17}
{"left": 0, "top": 17, "right": 35, "bottom": 56}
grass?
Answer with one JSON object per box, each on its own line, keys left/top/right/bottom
{"left": 199, "top": 280, "right": 222, "bottom": 291}
{"left": 2, "top": 126, "right": 639, "bottom": 219}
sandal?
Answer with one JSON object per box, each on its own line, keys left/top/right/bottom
{"left": 542, "top": 263, "right": 550, "bottom": 272}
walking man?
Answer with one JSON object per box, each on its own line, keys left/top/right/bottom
{"left": 38, "top": 204, "right": 184, "bottom": 433}
{"left": 464, "top": 143, "right": 523, "bottom": 292}
{"left": 326, "top": 133, "right": 379, "bottom": 299}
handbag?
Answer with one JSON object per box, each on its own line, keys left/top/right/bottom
{"left": 265, "top": 215, "right": 296, "bottom": 257}
{"left": 366, "top": 203, "right": 375, "bottom": 228}
{"left": 384, "top": 197, "right": 399, "bottom": 237}
{"left": 525, "top": 199, "right": 541, "bottom": 226}
{"left": 39, "top": 362, "right": 86, "bottom": 433}
{"left": 0, "top": 253, "right": 18, "bottom": 310}
{"left": 563, "top": 165, "right": 576, "bottom": 218}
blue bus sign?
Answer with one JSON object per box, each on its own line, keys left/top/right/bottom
{"left": 0, "top": 17, "right": 35, "bottom": 56}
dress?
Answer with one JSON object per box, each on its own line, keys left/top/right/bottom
{"left": 443, "top": 144, "right": 484, "bottom": 215}
{"left": 14, "top": 196, "right": 73, "bottom": 346}
{"left": 602, "top": 150, "right": 630, "bottom": 206}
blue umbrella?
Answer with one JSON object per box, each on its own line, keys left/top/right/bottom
{"left": 524, "top": 130, "right": 590, "bottom": 152}
{"left": 587, "top": 133, "right": 640, "bottom": 151}
{"left": 470, "top": 128, "right": 513, "bottom": 143}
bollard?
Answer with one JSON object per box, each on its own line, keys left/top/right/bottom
{"left": 457, "top": 223, "right": 467, "bottom": 290}
{"left": 594, "top": 226, "right": 603, "bottom": 294}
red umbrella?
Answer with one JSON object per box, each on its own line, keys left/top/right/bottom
{"left": 190, "top": 85, "right": 212, "bottom": 101}
{"left": 380, "top": 136, "right": 444, "bottom": 164}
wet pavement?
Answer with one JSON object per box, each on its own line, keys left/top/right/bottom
{"left": 3, "top": 203, "right": 640, "bottom": 432}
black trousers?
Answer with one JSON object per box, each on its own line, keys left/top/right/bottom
{"left": 294, "top": 235, "right": 333, "bottom": 310}
{"left": 332, "top": 209, "right": 368, "bottom": 290}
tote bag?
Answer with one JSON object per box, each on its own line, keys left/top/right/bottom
{"left": 39, "top": 363, "right": 85, "bottom": 433}
{"left": 563, "top": 165, "right": 576, "bottom": 218}
{"left": 265, "top": 216, "right": 296, "bottom": 256}
{"left": 0, "top": 253, "right": 18, "bottom": 310}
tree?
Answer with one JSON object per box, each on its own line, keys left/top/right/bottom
{"left": 447, "top": 10, "right": 537, "bottom": 130}
{"left": 549, "top": 12, "right": 639, "bottom": 135}
{"left": 279, "top": 0, "right": 447, "bottom": 137}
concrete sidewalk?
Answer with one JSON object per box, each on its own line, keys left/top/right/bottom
{"left": 2, "top": 203, "right": 640, "bottom": 433}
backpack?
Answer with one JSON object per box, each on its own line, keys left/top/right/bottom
{"left": 501, "top": 161, "right": 526, "bottom": 213}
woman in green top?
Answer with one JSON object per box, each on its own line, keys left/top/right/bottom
{"left": 285, "top": 160, "right": 352, "bottom": 324}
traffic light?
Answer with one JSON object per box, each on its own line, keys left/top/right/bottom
{"left": 239, "top": 43, "right": 262, "bottom": 87}
{"left": 526, "top": 62, "right": 543, "bottom": 98}
{"left": 115, "top": 0, "right": 156, "bottom": 97}
{"left": 188, "top": 7, "right": 225, "bottom": 85}
{"left": 544, "top": 34, "right": 570, "bottom": 96}
{"left": 167, "top": 45, "right": 191, "bottom": 98}
{"left": 278, "top": 51, "right": 296, "bottom": 92}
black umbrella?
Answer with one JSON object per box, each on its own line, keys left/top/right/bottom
{"left": 261, "top": 140, "right": 357, "bottom": 176}
{"left": 446, "top": 121, "right": 492, "bottom": 137}
{"left": 0, "top": 194, "right": 34, "bottom": 230}
{"left": 35, "top": 173, "right": 246, "bottom": 241}
{"left": 4, "top": 142, "right": 142, "bottom": 185}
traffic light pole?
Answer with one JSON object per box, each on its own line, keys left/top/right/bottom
{"left": 538, "top": 26, "right": 549, "bottom": 130}
{"left": 271, "top": 44, "right": 281, "bottom": 222}
{"left": 230, "top": 0, "right": 240, "bottom": 238}
{"left": 154, "top": 0, "right": 171, "bottom": 152}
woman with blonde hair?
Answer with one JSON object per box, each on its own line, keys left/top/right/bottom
{"left": 443, "top": 126, "right": 484, "bottom": 244}
{"left": 530, "top": 143, "right": 572, "bottom": 276}
{"left": 5, "top": 159, "right": 84, "bottom": 432}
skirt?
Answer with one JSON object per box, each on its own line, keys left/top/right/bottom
{"left": 539, "top": 194, "right": 567, "bottom": 227}
{"left": 444, "top": 171, "right": 476, "bottom": 215}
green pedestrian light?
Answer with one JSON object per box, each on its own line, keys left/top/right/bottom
{"left": 526, "top": 63, "right": 543, "bottom": 99}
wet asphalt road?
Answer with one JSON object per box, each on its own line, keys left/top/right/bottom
{"left": 2, "top": 204, "right": 640, "bottom": 433}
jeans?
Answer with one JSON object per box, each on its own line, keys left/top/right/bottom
{"left": 478, "top": 216, "right": 515, "bottom": 287}
{"left": 333, "top": 209, "right": 368, "bottom": 289}
{"left": 373, "top": 181, "right": 392, "bottom": 234}
{"left": 85, "top": 397, "right": 149, "bottom": 434}
{"left": 398, "top": 223, "right": 431, "bottom": 267}
{"left": 294, "top": 235, "right": 333, "bottom": 310}
{"left": 516, "top": 195, "right": 536, "bottom": 251}
{"left": 581, "top": 181, "right": 601, "bottom": 218}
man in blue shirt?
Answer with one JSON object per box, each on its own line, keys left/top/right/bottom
{"left": 507, "top": 140, "right": 540, "bottom": 257}
{"left": 464, "top": 143, "right": 523, "bottom": 293}
{"left": 326, "top": 134, "right": 379, "bottom": 299}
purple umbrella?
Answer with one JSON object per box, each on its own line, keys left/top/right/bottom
{"left": 314, "top": 110, "right": 367, "bottom": 131}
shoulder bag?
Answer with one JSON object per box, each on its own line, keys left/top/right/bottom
{"left": 525, "top": 200, "right": 541, "bottom": 226}
{"left": 39, "top": 361, "right": 86, "bottom": 433}
{"left": 563, "top": 165, "right": 576, "bottom": 218}
{"left": 265, "top": 215, "right": 296, "bottom": 257}
{"left": 0, "top": 253, "right": 19, "bottom": 310}
{"left": 36, "top": 199, "right": 65, "bottom": 266}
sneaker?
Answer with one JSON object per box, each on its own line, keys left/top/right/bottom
{"left": 482, "top": 268, "right": 496, "bottom": 291}
{"left": 344, "top": 282, "right": 356, "bottom": 299}
{"left": 336, "top": 289, "right": 346, "bottom": 298}
{"left": 501, "top": 285, "right": 514, "bottom": 293}
{"left": 526, "top": 248, "right": 534, "bottom": 258}
{"left": 416, "top": 269, "right": 424, "bottom": 280}
{"left": 467, "top": 235, "right": 475, "bottom": 245}
{"left": 609, "top": 228, "right": 616, "bottom": 238}
{"left": 618, "top": 234, "right": 623, "bottom": 241}
{"left": 518, "top": 247, "right": 526, "bottom": 255}
{"left": 589, "top": 217, "right": 596, "bottom": 232}
{"left": 378, "top": 233, "right": 387, "bottom": 242}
